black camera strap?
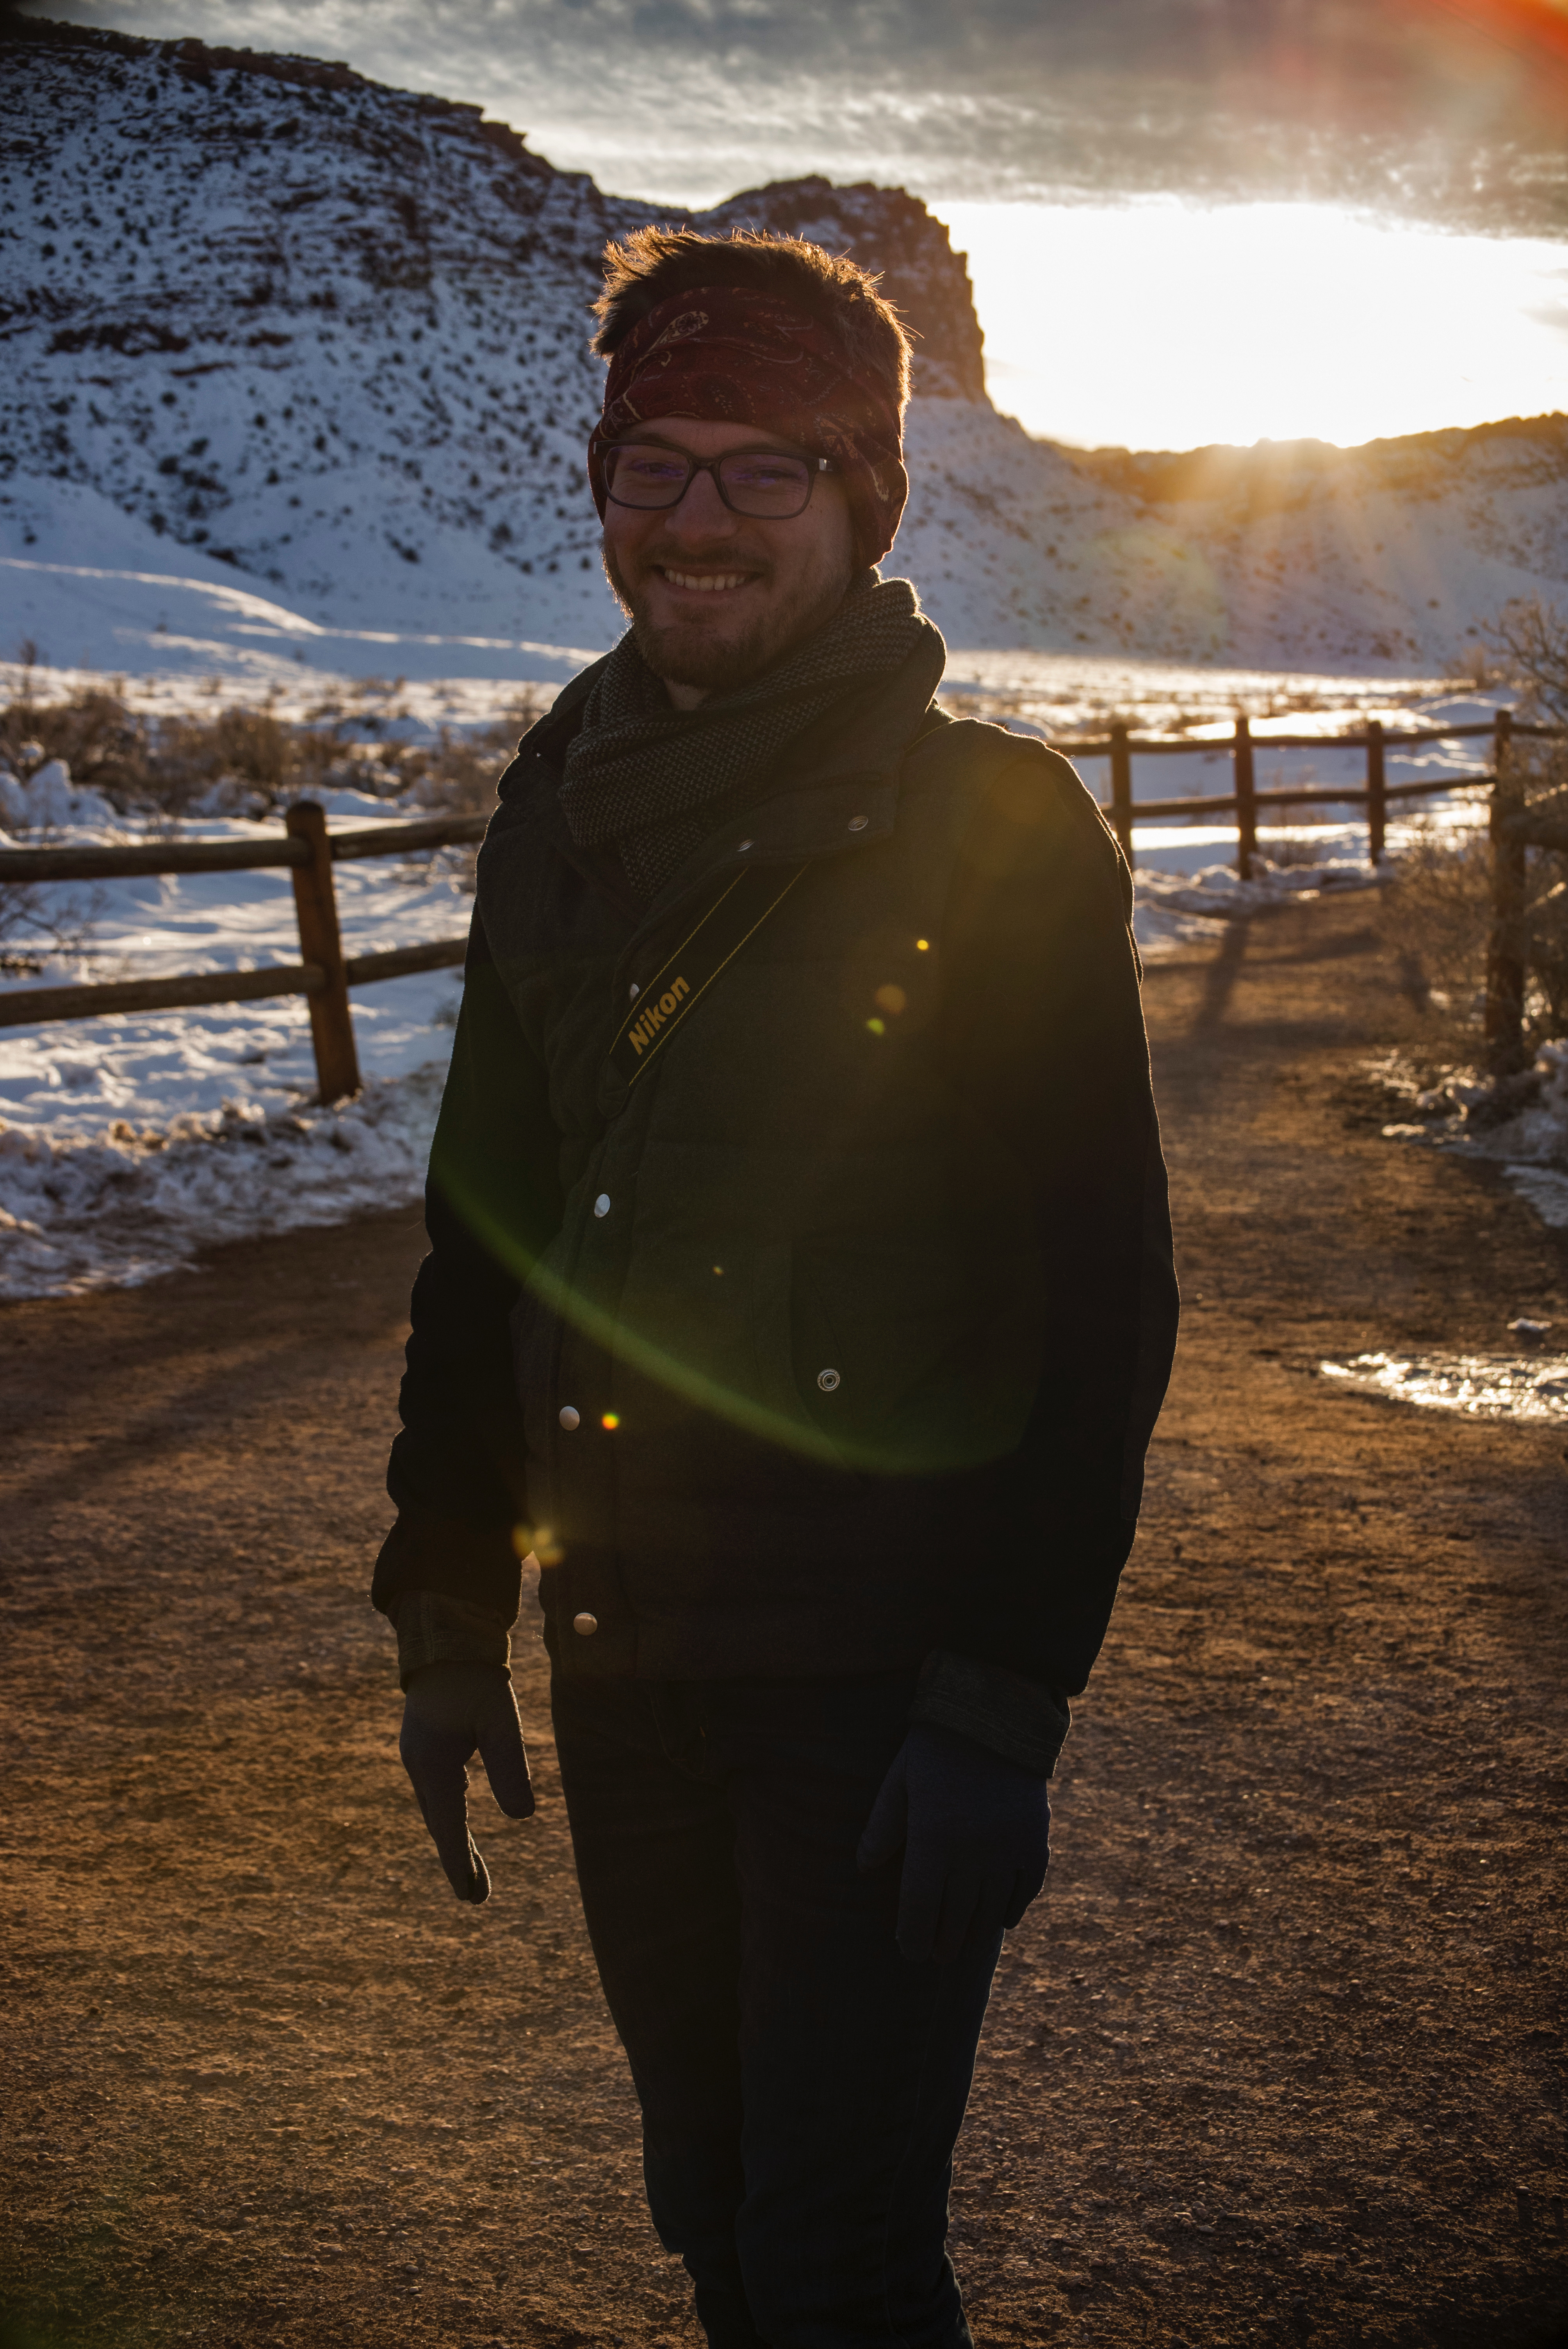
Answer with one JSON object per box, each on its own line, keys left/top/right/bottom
{"left": 607, "top": 859, "right": 808, "bottom": 1093}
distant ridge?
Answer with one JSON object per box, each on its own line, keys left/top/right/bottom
{"left": 1077, "top": 415, "right": 1568, "bottom": 509}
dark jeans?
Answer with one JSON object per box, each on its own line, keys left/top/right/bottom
{"left": 550, "top": 1667, "right": 1002, "bottom": 2349}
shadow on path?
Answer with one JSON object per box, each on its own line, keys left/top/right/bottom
{"left": 1190, "top": 915, "right": 1250, "bottom": 1031}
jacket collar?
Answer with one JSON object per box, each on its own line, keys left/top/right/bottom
{"left": 504, "top": 625, "right": 948, "bottom": 934}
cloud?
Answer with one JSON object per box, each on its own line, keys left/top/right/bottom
{"left": 21, "top": 0, "right": 1568, "bottom": 227}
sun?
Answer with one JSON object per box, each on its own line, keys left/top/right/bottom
{"left": 941, "top": 195, "right": 1568, "bottom": 452}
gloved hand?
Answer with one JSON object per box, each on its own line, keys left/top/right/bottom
{"left": 399, "top": 1662, "right": 535, "bottom": 1904}
{"left": 857, "top": 1721, "right": 1050, "bottom": 1964}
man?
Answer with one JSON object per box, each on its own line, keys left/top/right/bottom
{"left": 374, "top": 226, "right": 1178, "bottom": 2349}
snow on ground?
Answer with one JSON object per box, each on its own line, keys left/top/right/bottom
{"left": 0, "top": 648, "right": 1518, "bottom": 1302}
{"left": 1129, "top": 836, "right": 1384, "bottom": 955}
{"left": 943, "top": 650, "right": 1478, "bottom": 734}
{"left": 0, "top": 781, "right": 469, "bottom": 1299}
{"left": 4, "top": 478, "right": 1496, "bottom": 736}
{"left": 901, "top": 399, "right": 1568, "bottom": 667}
{"left": 1318, "top": 1350, "right": 1568, "bottom": 1424}
{"left": 0, "top": 1072, "right": 447, "bottom": 1301}
{"left": 0, "top": 478, "right": 607, "bottom": 725}
{"left": 1127, "top": 799, "right": 1491, "bottom": 957}
{"left": 1372, "top": 1041, "right": 1568, "bottom": 1230}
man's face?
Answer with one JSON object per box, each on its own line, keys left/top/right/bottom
{"left": 600, "top": 416, "right": 857, "bottom": 708}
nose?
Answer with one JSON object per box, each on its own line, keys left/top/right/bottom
{"left": 664, "top": 463, "right": 737, "bottom": 540}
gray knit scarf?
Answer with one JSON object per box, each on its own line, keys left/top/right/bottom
{"left": 559, "top": 576, "right": 940, "bottom": 900}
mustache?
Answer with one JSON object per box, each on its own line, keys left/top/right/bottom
{"left": 603, "top": 538, "right": 773, "bottom": 624}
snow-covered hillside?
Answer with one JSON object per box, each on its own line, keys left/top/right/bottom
{"left": 0, "top": 19, "right": 988, "bottom": 653}
{"left": 4, "top": 15, "right": 1565, "bottom": 675}
{"left": 1075, "top": 419, "right": 1568, "bottom": 669}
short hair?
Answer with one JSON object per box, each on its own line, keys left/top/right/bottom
{"left": 591, "top": 227, "right": 913, "bottom": 421}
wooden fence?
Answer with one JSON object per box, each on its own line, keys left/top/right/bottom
{"left": 1060, "top": 710, "right": 1538, "bottom": 878}
{"left": 0, "top": 708, "right": 1561, "bottom": 1100}
{"left": 0, "top": 802, "right": 482, "bottom": 1102}
{"left": 1485, "top": 724, "right": 1568, "bottom": 1071}
{"left": 1064, "top": 705, "right": 1568, "bottom": 1070}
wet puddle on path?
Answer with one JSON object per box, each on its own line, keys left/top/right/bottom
{"left": 1319, "top": 1351, "right": 1568, "bottom": 1423}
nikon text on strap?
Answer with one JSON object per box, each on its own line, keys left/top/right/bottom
{"left": 608, "top": 860, "right": 807, "bottom": 1091}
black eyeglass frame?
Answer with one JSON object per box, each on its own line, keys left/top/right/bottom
{"left": 602, "top": 442, "right": 834, "bottom": 519}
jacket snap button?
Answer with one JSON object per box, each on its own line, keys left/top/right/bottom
{"left": 572, "top": 1611, "right": 598, "bottom": 1636}
{"left": 559, "top": 1405, "right": 581, "bottom": 1430}
{"left": 593, "top": 1193, "right": 611, "bottom": 1218}
{"left": 847, "top": 816, "right": 868, "bottom": 832}
{"left": 817, "top": 1367, "right": 841, "bottom": 1392}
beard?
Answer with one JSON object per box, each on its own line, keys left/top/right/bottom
{"left": 602, "top": 537, "right": 853, "bottom": 697}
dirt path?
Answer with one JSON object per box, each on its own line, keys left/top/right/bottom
{"left": 2, "top": 895, "right": 1566, "bottom": 2349}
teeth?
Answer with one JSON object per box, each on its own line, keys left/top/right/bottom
{"left": 663, "top": 570, "right": 748, "bottom": 592}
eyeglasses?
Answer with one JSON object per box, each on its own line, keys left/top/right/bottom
{"left": 603, "top": 442, "right": 832, "bottom": 520}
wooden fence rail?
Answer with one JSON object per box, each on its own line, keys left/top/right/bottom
{"left": 0, "top": 801, "right": 480, "bottom": 1101}
{"left": 1056, "top": 711, "right": 1535, "bottom": 879}
{"left": 0, "top": 808, "right": 488, "bottom": 885}
{"left": 1, "top": 711, "right": 1562, "bottom": 1098}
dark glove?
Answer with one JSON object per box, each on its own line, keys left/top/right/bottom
{"left": 857, "top": 1720, "right": 1050, "bottom": 1964}
{"left": 399, "top": 1662, "right": 535, "bottom": 1904}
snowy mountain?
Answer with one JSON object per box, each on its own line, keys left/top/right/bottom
{"left": 1074, "top": 419, "right": 1568, "bottom": 668}
{"left": 3, "top": 14, "right": 1566, "bottom": 677}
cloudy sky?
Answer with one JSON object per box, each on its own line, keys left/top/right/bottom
{"left": 24, "top": 0, "right": 1568, "bottom": 446}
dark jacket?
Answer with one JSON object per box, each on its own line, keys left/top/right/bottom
{"left": 372, "top": 642, "right": 1178, "bottom": 1767}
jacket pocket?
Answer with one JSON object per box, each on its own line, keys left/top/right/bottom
{"left": 786, "top": 1231, "right": 1044, "bottom": 1477}
{"left": 607, "top": 1228, "right": 842, "bottom": 1477}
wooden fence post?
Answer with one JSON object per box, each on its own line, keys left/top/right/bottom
{"left": 1366, "top": 719, "right": 1386, "bottom": 868}
{"left": 285, "top": 800, "right": 361, "bottom": 1104}
{"left": 1109, "top": 721, "right": 1133, "bottom": 865}
{"left": 1233, "top": 716, "right": 1257, "bottom": 880}
{"left": 1484, "top": 709, "right": 1526, "bottom": 1075}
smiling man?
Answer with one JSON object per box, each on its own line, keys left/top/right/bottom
{"left": 601, "top": 426, "right": 853, "bottom": 699}
{"left": 372, "top": 228, "right": 1178, "bottom": 2349}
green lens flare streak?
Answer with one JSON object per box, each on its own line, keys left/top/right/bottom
{"left": 438, "top": 1159, "right": 989, "bottom": 1478}
{"left": 440, "top": 1160, "right": 851, "bottom": 1468}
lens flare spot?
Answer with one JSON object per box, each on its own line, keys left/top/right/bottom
{"left": 511, "top": 1521, "right": 534, "bottom": 1559}
{"left": 712, "top": 1264, "right": 725, "bottom": 1276}
{"left": 874, "top": 984, "right": 907, "bottom": 1016}
{"left": 601, "top": 1411, "right": 620, "bottom": 1430}
{"left": 916, "top": 938, "right": 930, "bottom": 951}
{"left": 865, "top": 1017, "right": 886, "bottom": 1036}
{"left": 532, "top": 1523, "right": 565, "bottom": 1567}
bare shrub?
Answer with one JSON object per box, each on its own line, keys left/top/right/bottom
{"left": 1486, "top": 599, "right": 1568, "bottom": 728}
{"left": 1390, "top": 803, "right": 1568, "bottom": 1043}
{"left": 1484, "top": 599, "right": 1568, "bottom": 1035}
{"left": 400, "top": 715, "right": 543, "bottom": 814}
{"left": 0, "top": 882, "right": 64, "bottom": 975}
{"left": 1384, "top": 821, "right": 1494, "bottom": 1025}
{"left": 0, "top": 873, "right": 106, "bottom": 976}
{"left": 1388, "top": 589, "right": 1568, "bottom": 1041}
{"left": 1259, "top": 835, "right": 1357, "bottom": 868}
{"left": 0, "top": 681, "right": 553, "bottom": 823}
{"left": 0, "top": 669, "right": 155, "bottom": 804}
{"left": 1515, "top": 737, "right": 1568, "bottom": 1034}
{"left": 0, "top": 681, "right": 553, "bottom": 956}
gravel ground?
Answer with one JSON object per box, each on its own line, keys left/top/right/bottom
{"left": 2, "top": 891, "right": 1566, "bottom": 2349}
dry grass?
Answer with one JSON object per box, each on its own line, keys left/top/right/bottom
{"left": 0, "top": 672, "right": 552, "bottom": 822}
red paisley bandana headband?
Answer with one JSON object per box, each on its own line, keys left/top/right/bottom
{"left": 587, "top": 284, "right": 909, "bottom": 571}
